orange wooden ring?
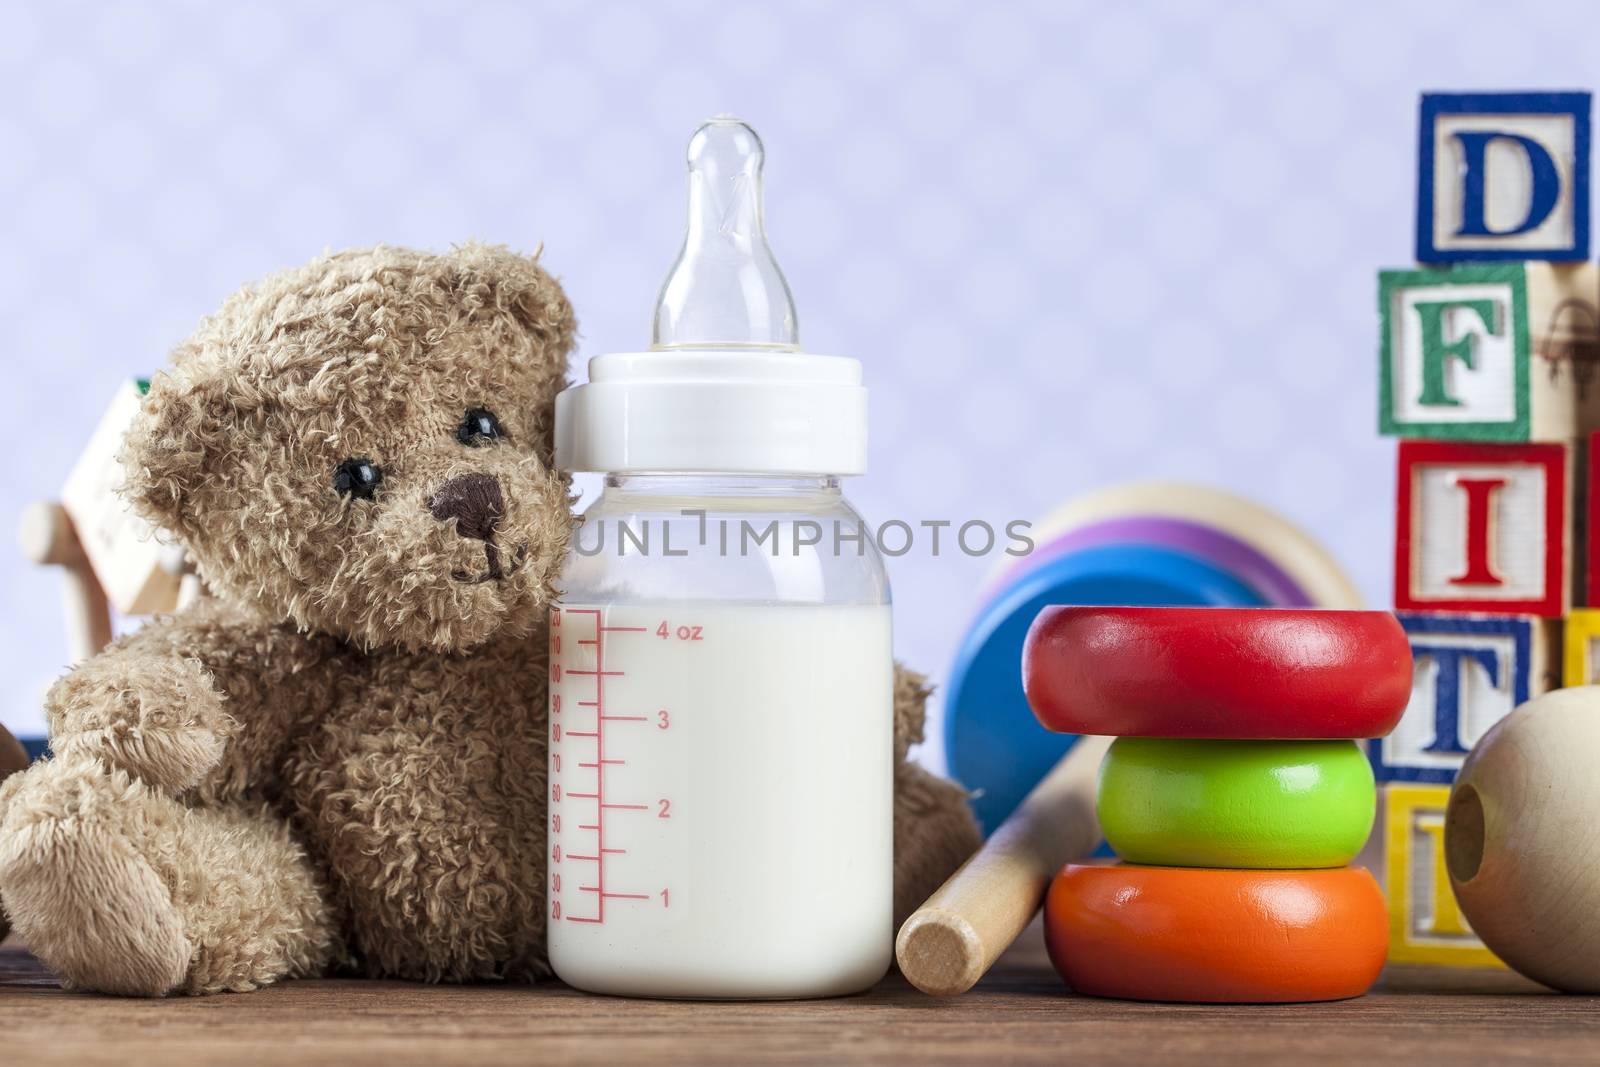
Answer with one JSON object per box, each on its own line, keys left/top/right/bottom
{"left": 1044, "top": 863, "right": 1388, "bottom": 1003}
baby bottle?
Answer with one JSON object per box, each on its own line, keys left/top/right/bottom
{"left": 547, "top": 117, "right": 893, "bottom": 998}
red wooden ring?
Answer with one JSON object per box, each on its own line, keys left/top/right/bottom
{"left": 1044, "top": 863, "right": 1389, "bottom": 1003}
{"left": 1023, "top": 606, "right": 1411, "bottom": 739}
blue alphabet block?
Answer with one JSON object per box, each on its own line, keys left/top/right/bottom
{"left": 1416, "top": 92, "right": 1591, "bottom": 263}
{"left": 1369, "top": 613, "right": 1556, "bottom": 783}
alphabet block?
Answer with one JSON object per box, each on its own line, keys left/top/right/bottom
{"left": 59, "top": 379, "right": 182, "bottom": 616}
{"left": 1589, "top": 431, "right": 1600, "bottom": 606}
{"left": 1416, "top": 91, "right": 1590, "bottom": 263}
{"left": 1393, "top": 440, "right": 1569, "bottom": 616}
{"left": 1370, "top": 613, "right": 1557, "bottom": 783}
{"left": 1564, "top": 608, "right": 1600, "bottom": 686}
{"left": 1378, "top": 263, "right": 1600, "bottom": 442}
{"left": 1384, "top": 783, "right": 1504, "bottom": 968}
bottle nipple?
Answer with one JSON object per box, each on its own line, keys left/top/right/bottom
{"left": 651, "top": 116, "right": 799, "bottom": 352}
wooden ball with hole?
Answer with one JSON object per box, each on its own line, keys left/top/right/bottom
{"left": 1447, "top": 686, "right": 1600, "bottom": 992}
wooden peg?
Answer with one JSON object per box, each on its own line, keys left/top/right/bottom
{"left": 895, "top": 734, "right": 1111, "bottom": 996}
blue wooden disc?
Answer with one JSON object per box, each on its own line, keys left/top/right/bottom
{"left": 944, "top": 543, "right": 1268, "bottom": 834}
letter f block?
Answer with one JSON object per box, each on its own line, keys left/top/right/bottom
{"left": 1379, "top": 264, "right": 1600, "bottom": 441}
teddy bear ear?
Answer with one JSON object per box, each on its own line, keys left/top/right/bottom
{"left": 118, "top": 352, "right": 228, "bottom": 544}
{"left": 452, "top": 242, "right": 578, "bottom": 359}
{"left": 505, "top": 258, "right": 578, "bottom": 357}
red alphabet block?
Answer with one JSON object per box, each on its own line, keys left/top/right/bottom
{"left": 1394, "top": 440, "right": 1569, "bottom": 617}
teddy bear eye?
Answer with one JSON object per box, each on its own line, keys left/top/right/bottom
{"left": 456, "top": 407, "right": 505, "bottom": 446}
{"left": 333, "top": 457, "right": 383, "bottom": 501}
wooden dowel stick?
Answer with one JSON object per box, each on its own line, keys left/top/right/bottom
{"left": 896, "top": 734, "right": 1112, "bottom": 996}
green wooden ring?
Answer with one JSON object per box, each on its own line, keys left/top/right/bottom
{"left": 1098, "top": 738, "right": 1376, "bottom": 869}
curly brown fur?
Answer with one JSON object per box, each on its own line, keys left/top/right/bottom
{"left": 0, "top": 243, "right": 979, "bottom": 996}
{"left": 0, "top": 725, "right": 28, "bottom": 942}
{"left": 123, "top": 243, "right": 576, "bottom": 653}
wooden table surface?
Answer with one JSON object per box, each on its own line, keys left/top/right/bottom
{"left": 2, "top": 932, "right": 1597, "bottom": 1067}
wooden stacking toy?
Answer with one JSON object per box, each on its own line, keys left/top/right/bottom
{"left": 900, "top": 487, "right": 1364, "bottom": 997}
{"left": 1030, "top": 606, "right": 1410, "bottom": 1003}
{"left": 1377, "top": 90, "right": 1597, "bottom": 969}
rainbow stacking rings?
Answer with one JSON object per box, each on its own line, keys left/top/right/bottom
{"left": 1030, "top": 606, "right": 1409, "bottom": 1003}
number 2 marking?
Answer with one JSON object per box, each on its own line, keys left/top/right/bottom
{"left": 658, "top": 798, "right": 671, "bottom": 818}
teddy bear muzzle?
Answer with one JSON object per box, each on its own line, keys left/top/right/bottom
{"left": 428, "top": 473, "right": 526, "bottom": 584}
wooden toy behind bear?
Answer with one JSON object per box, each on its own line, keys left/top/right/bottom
{"left": 1377, "top": 90, "right": 1599, "bottom": 972}
{"left": 19, "top": 378, "right": 201, "bottom": 671}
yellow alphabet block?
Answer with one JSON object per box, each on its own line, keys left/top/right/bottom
{"left": 1564, "top": 609, "right": 1600, "bottom": 686}
{"left": 1384, "top": 783, "right": 1504, "bottom": 967}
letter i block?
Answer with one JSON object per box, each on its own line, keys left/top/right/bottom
{"left": 1384, "top": 784, "right": 1504, "bottom": 968}
{"left": 1564, "top": 608, "right": 1600, "bottom": 685}
{"left": 1370, "top": 613, "right": 1557, "bottom": 783}
{"left": 1394, "top": 440, "right": 1570, "bottom": 616}
{"left": 1378, "top": 264, "right": 1600, "bottom": 441}
{"left": 1416, "top": 91, "right": 1590, "bottom": 263}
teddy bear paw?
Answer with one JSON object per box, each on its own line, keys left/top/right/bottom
{"left": 0, "top": 757, "right": 193, "bottom": 995}
{"left": 45, "top": 654, "right": 234, "bottom": 795}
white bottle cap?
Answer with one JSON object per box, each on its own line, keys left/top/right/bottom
{"left": 555, "top": 117, "right": 868, "bottom": 476}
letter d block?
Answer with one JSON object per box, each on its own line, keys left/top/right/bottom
{"left": 1371, "top": 613, "right": 1557, "bottom": 783}
{"left": 1379, "top": 264, "right": 1600, "bottom": 442}
{"left": 1417, "top": 91, "right": 1590, "bottom": 262}
{"left": 1384, "top": 783, "right": 1504, "bottom": 968}
{"left": 1394, "top": 440, "right": 1570, "bottom": 617}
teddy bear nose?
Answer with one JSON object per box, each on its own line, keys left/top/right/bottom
{"left": 428, "top": 473, "right": 504, "bottom": 541}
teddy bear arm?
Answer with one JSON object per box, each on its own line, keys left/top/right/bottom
{"left": 45, "top": 599, "right": 333, "bottom": 798}
{"left": 889, "top": 661, "right": 983, "bottom": 924}
{"left": 892, "top": 661, "right": 932, "bottom": 764}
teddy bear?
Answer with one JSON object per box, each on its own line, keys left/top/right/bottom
{"left": 0, "top": 243, "right": 980, "bottom": 995}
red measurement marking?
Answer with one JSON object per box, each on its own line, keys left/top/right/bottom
{"left": 556, "top": 606, "right": 652, "bottom": 926}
